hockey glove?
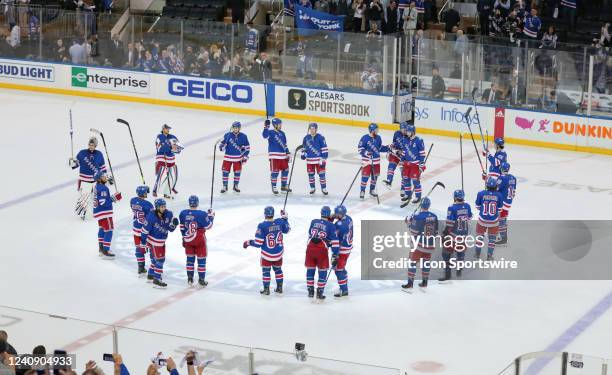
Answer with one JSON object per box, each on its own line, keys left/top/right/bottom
{"left": 242, "top": 156, "right": 248, "bottom": 164}
{"left": 320, "top": 160, "right": 326, "bottom": 168}
{"left": 69, "top": 158, "right": 79, "bottom": 169}
{"left": 112, "top": 192, "right": 122, "bottom": 202}
{"left": 108, "top": 175, "right": 115, "bottom": 185}
{"left": 207, "top": 209, "right": 215, "bottom": 217}
{"left": 481, "top": 172, "right": 487, "bottom": 181}
{"left": 300, "top": 151, "right": 307, "bottom": 161}
{"left": 419, "top": 164, "right": 426, "bottom": 173}
{"left": 219, "top": 143, "right": 225, "bottom": 152}
{"left": 264, "top": 119, "right": 270, "bottom": 129}
{"left": 286, "top": 152, "right": 292, "bottom": 163}
{"left": 280, "top": 209, "right": 288, "bottom": 219}
{"left": 172, "top": 217, "right": 179, "bottom": 226}
{"left": 243, "top": 240, "right": 249, "bottom": 249}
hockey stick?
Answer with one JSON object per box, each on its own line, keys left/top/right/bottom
{"left": 340, "top": 165, "right": 363, "bottom": 207}
{"left": 262, "top": 61, "right": 269, "bottom": 120}
{"left": 485, "top": 129, "right": 489, "bottom": 174}
{"left": 403, "top": 181, "right": 445, "bottom": 211}
{"left": 210, "top": 138, "right": 223, "bottom": 209}
{"left": 69, "top": 109, "right": 74, "bottom": 161}
{"left": 117, "top": 118, "right": 146, "bottom": 185}
{"left": 370, "top": 158, "right": 380, "bottom": 205}
{"left": 463, "top": 108, "right": 486, "bottom": 175}
{"left": 423, "top": 143, "right": 434, "bottom": 164}
{"left": 470, "top": 88, "right": 487, "bottom": 151}
{"left": 460, "top": 134, "right": 464, "bottom": 191}
{"left": 90, "top": 128, "right": 118, "bottom": 193}
{"left": 164, "top": 158, "right": 173, "bottom": 199}
{"left": 282, "top": 145, "right": 304, "bottom": 211}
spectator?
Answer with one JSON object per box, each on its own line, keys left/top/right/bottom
{"left": 441, "top": 3, "right": 460, "bottom": 33}
{"left": 454, "top": 29, "right": 468, "bottom": 58}
{"left": 365, "top": 22, "right": 383, "bottom": 62}
{"left": 482, "top": 82, "right": 501, "bottom": 103}
{"left": 402, "top": 1, "right": 417, "bottom": 34}
{"left": 477, "top": 0, "right": 493, "bottom": 35}
{"left": 415, "top": 0, "right": 424, "bottom": 28}
{"left": 336, "top": 0, "right": 349, "bottom": 22}
{"left": 561, "top": 0, "right": 576, "bottom": 31}
{"left": 541, "top": 89, "right": 557, "bottom": 112}
{"left": 103, "top": 0, "right": 113, "bottom": 13}
{"left": 367, "top": 0, "right": 383, "bottom": 31}
{"left": 361, "top": 66, "right": 379, "bottom": 91}
{"left": 505, "top": 10, "right": 521, "bottom": 43}
{"left": 494, "top": 0, "right": 511, "bottom": 17}
{"left": 489, "top": 8, "right": 504, "bottom": 36}
{"left": 541, "top": 26, "right": 558, "bottom": 49}
{"left": 296, "top": 41, "right": 315, "bottom": 79}
{"left": 227, "top": 0, "right": 245, "bottom": 23}
{"left": 423, "top": 0, "right": 434, "bottom": 28}
{"left": 430, "top": 66, "right": 445, "bottom": 99}
{"left": 0, "top": 332, "right": 16, "bottom": 356}
{"left": 8, "top": 24, "right": 20, "bottom": 48}
{"left": 522, "top": 8, "right": 541, "bottom": 40}
{"left": 69, "top": 38, "right": 87, "bottom": 64}
{"left": 0, "top": 30, "right": 11, "bottom": 58}
{"left": 108, "top": 33, "right": 125, "bottom": 67}
{"left": 259, "top": 52, "right": 272, "bottom": 80}
{"left": 244, "top": 22, "right": 259, "bottom": 62}
{"left": 0, "top": 338, "right": 15, "bottom": 375}
{"left": 594, "top": 23, "right": 610, "bottom": 48}
{"left": 314, "top": 0, "right": 330, "bottom": 13}
{"left": 534, "top": 49, "right": 553, "bottom": 75}
{"left": 384, "top": 0, "right": 399, "bottom": 34}
{"left": 352, "top": 0, "right": 366, "bottom": 32}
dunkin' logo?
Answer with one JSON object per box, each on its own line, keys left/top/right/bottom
{"left": 515, "top": 116, "right": 612, "bottom": 139}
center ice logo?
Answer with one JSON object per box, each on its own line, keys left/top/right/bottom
{"left": 71, "top": 67, "right": 88, "bottom": 88}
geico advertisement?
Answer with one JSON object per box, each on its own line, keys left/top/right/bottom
{"left": 505, "top": 109, "right": 612, "bottom": 149}
{"left": 166, "top": 76, "right": 262, "bottom": 106}
{"left": 278, "top": 86, "right": 393, "bottom": 121}
{"left": 414, "top": 99, "right": 495, "bottom": 131}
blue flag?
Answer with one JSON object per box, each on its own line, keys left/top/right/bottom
{"left": 295, "top": 5, "right": 345, "bottom": 35}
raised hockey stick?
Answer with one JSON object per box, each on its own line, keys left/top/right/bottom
{"left": 470, "top": 88, "right": 487, "bottom": 151}
{"left": 463, "top": 108, "right": 486, "bottom": 175}
{"left": 210, "top": 138, "right": 223, "bottom": 209}
{"left": 90, "top": 128, "right": 118, "bottom": 193}
{"left": 282, "top": 145, "right": 304, "bottom": 211}
{"left": 403, "top": 181, "right": 446, "bottom": 211}
{"left": 69, "top": 109, "right": 74, "bottom": 160}
{"left": 485, "top": 129, "right": 489, "bottom": 173}
{"left": 340, "top": 165, "right": 363, "bottom": 207}
{"left": 460, "top": 134, "right": 464, "bottom": 191}
{"left": 117, "top": 118, "right": 146, "bottom": 185}
{"left": 423, "top": 143, "right": 434, "bottom": 164}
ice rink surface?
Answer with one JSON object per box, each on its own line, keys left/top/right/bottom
{"left": 1, "top": 90, "right": 612, "bottom": 374}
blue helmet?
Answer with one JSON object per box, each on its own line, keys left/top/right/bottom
{"left": 420, "top": 197, "right": 431, "bottom": 209}
{"left": 231, "top": 121, "right": 241, "bottom": 130}
{"left": 494, "top": 137, "right": 505, "bottom": 147}
{"left": 368, "top": 123, "right": 378, "bottom": 133}
{"left": 271, "top": 118, "right": 282, "bottom": 127}
{"left": 406, "top": 124, "right": 416, "bottom": 135}
{"left": 264, "top": 206, "right": 274, "bottom": 218}
{"left": 136, "top": 185, "right": 149, "bottom": 197}
{"left": 334, "top": 205, "right": 347, "bottom": 217}
{"left": 321, "top": 206, "right": 331, "bottom": 218}
{"left": 453, "top": 189, "right": 465, "bottom": 201}
{"left": 399, "top": 121, "right": 409, "bottom": 131}
{"left": 501, "top": 162, "right": 510, "bottom": 173}
{"left": 161, "top": 124, "right": 172, "bottom": 131}
{"left": 486, "top": 176, "right": 498, "bottom": 189}
{"left": 188, "top": 195, "right": 199, "bottom": 207}
{"left": 94, "top": 170, "right": 106, "bottom": 181}
{"left": 308, "top": 122, "right": 318, "bottom": 130}
{"left": 154, "top": 198, "right": 167, "bottom": 209}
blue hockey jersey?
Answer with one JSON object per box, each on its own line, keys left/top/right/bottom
{"left": 308, "top": 218, "right": 340, "bottom": 255}
{"left": 179, "top": 209, "right": 214, "bottom": 243}
{"left": 245, "top": 28, "right": 259, "bottom": 53}
{"left": 263, "top": 128, "right": 289, "bottom": 160}
{"left": 220, "top": 132, "right": 250, "bottom": 162}
{"left": 302, "top": 134, "right": 328, "bottom": 165}
{"left": 93, "top": 182, "right": 115, "bottom": 220}
{"left": 141, "top": 210, "right": 177, "bottom": 247}
{"left": 487, "top": 150, "right": 507, "bottom": 177}
{"left": 249, "top": 218, "right": 291, "bottom": 262}
{"left": 358, "top": 134, "right": 390, "bottom": 165}
{"left": 523, "top": 14, "right": 541, "bottom": 38}
{"left": 130, "top": 197, "right": 154, "bottom": 236}
{"left": 445, "top": 202, "right": 473, "bottom": 236}
{"left": 475, "top": 189, "right": 504, "bottom": 227}
{"left": 76, "top": 149, "right": 106, "bottom": 182}
{"left": 399, "top": 136, "right": 426, "bottom": 164}
{"left": 497, "top": 173, "right": 517, "bottom": 211}
{"left": 156, "top": 133, "right": 180, "bottom": 165}
{"left": 335, "top": 215, "right": 354, "bottom": 255}
{"left": 409, "top": 211, "right": 439, "bottom": 253}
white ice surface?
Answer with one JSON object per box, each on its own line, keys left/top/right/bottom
{"left": 1, "top": 90, "right": 612, "bottom": 375}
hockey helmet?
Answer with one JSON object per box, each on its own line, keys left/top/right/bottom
{"left": 420, "top": 197, "right": 431, "bottom": 209}
{"left": 161, "top": 124, "right": 172, "bottom": 131}
{"left": 334, "top": 205, "right": 347, "bottom": 218}
{"left": 453, "top": 189, "right": 465, "bottom": 201}
{"left": 494, "top": 137, "right": 505, "bottom": 147}
{"left": 501, "top": 162, "right": 510, "bottom": 173}
{"left": 368, "top": 123, "right": 379, "bottom": 133}
{"left": 406, "top": 123, "right": 416, "bottom": 135}
{"left": 308, "top": 122, "right": 318, "bottom": 131}
{"left": 271, "top": 118, "right": 282, "bottom": 128}
{"left": 264, "top": 206, "right": 275, "bottom": 218}
{"left": 486, "top": 176, "right": 498, "bottom": 189}
{"left": 231, "top": 121, "right": 241, "bottom": 130}
{"left": 88, "top": 136, "right": 99, "bottom": 147}
{"left": 136, "top": 185, "right": 149, "bottom": 197}
{"left": 321, "top": 206, "right": 332, "bottom": 218}
{"left": 154, "top": 198, "right": 167, "bottom": 209}
{"left": 94, "top": 170, "right": 106, "bottom": 181}
{"left": 399, "top": 121, "right": 409, "bottom": 132}
{"left": 188, "top": 195, "right": 199, "bottom": 208}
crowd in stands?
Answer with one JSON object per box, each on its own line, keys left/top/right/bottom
{"left": 0, "top": 332, "right": 210, "bottom": 375}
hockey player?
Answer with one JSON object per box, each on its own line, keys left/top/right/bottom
{"left": 399, "top": 123, "right": 426, "bottom": 204}
{"left": 219, "top": 121, "right": 250, "bottom": 193}
{"left": 301, "top": 123, "right": 329, "bottom": 195}
{"left": 69, "top": 136, "right": 107, "bottom": 219}
{"left": 357, "top": 123, "right": 390, "bottom": 199}
{"left": 263, "top": 118, "right": 291, "bottom": 194}
{"left": 243, "top": 207, "right": 290, "bottom": 295}
{"left": 383, "top": 122, "right": 409, "bottom": 196}
{"left": 496, "top": 162, "right": 516, "bottom": 245}
{"left": 141, "top": 198, "right": 179, "bottom": 288}
{"left": 130, "top": 185, "right": 154, "bottom": 276}
{"left": 474, "top": 177, "right": 504, "bottom": 260}
{"left": 439, "top": 190, "right": 473, "bottom": 282}
{"left": 92, "top": 171, "right": 122, "bottom": 259}
{"left": 305, "top": 206, "right": 340, "bottom": 300}
{"left": 401, "top": 197, "right": 438, "bottom": 292}
{"left": 483, "top": 137, "right": 507, "bottom": 179}
{"left": 332, "top": 205, "right": 353, "bottom": 298}
{"left": 179, "top": 195, "right": 215, "bottom": 287}
{"left": 154, "top": 124, "right": 184, "bottom": 198}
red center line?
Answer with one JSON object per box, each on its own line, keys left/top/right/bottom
{"left": 63, "top": 151, "right": 477, "bottom": 352}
